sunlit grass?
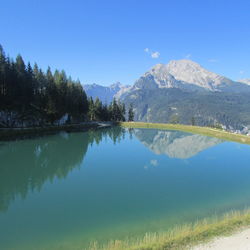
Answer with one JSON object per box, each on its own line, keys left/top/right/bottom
{"left": 88, "top": 209, "right": 250, "bottom": 250}
{"left": 120, "top": 122, "right": 250, "bottom": 145}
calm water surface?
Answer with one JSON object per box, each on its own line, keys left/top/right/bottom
{"left": 1, "top": 127, "right": 250, "bottom": 249}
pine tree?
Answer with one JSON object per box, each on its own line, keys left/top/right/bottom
{"left": 88, "top": 97, "right": 95, "bottom": 121}
{"left": 120, "top": 102, "right": 126, "bottom": 121}
{"left": 128, "top": 104, "right": 134, "bottom": 121}
{"left": 0, "top": 45, "right": 6, "bottom": 108}
{"left": 94, "top": 97, "right": 102, "bottom": 121}
{"left": 111, "top": 98, "right": 119, "bottom": 121}
{"left": 191, "top": 116, "right": 195, "bottom": 126}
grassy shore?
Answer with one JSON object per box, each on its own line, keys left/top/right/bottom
{"left": 0, "top": 122, "right": 104, "bottom": 141}
{"left": 120, "top": 122, "right": 250, "bottom": 145}
{"left": 88, "top": 209, "right": 250, "bottom": 250}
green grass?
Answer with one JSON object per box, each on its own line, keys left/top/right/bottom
{"left": 88, "top": 209, "right": 250, "bottom": 250}
{"left": 120, "top": 122, "right": 250, "bottom": 145}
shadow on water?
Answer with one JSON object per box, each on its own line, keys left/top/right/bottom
{"left": 0, "top": 127, "right": 126, "bottom": 212}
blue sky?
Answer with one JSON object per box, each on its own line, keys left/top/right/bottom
{"left": 1, "top": 0, "right": 250, "bottom": 86}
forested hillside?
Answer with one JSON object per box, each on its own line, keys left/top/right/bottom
{"left": 123, "top": 88, "right": 250, "bottom": 131}
{"left": 0, "top": 45, "right": 128, "bottom": 127}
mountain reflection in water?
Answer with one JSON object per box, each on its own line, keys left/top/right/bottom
{"left": 134, "top": 128, "right": 223, "bottom": 159}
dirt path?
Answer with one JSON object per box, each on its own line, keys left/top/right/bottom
{"left": 192, "top": 228, "right": 250, "bottom": 250}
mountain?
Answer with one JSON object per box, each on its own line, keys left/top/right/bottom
{"left": 83, "top": 59, "right": 250, "bottom": 131}
{"left": 121, "top": 60, "right": 250, "bottom": 131}
{"left": 84, "top": 60, "right": 250, "bottom": 102}
{"left": 83, "top": 82, "right": 130, "bottom": 104}
{"left": 134, "top": 129, "right": 222, "bottom": 159}
{"left": 239, "top": 79, "right": 250, "bottom": 85}
{"left": 160, "top": 60, "right": 233, "bottom": 91}
{"left": 128, "top": 59, "right": 250, "bottom": 93}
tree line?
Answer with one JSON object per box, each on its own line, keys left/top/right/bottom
{"left": 0, "top": 44, "right": 134, "bottom": 127}
{"left": 88, "top": 97, "right": 134, "bottom": 122}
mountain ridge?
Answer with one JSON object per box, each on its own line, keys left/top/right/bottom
{"left": 128, "top": 59, "right": 250, "bottom": 94}
{"left": 238, "top": 79, "right": 250, "bottom": 85}
{"left": 83, "top": 82, "right": 130, "bottom": 104}
{"left": 84, "top": 59, "right": 250, "bottom": 103}
{"left": 83, "top": 59, "right": 250, "bottom": 103}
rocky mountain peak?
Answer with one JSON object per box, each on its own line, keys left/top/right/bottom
{"left": 238, "top": 79, "right": 250, "bottom": 85}
{"left": 140, "top": 59, "right": 235, "bottom": 91}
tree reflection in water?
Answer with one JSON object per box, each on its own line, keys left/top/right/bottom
{"left": 0, "top": 127, "right": 126, "bottom": 212}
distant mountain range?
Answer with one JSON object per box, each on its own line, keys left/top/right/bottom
{"left": 84, "top": 60, "right": 250, "bottom": 101}
{"left": 83, "top": 59, "right": 250, "bottom": 131}
{"left": 83, "top": 82, "right": 130, "bottom": 104}
{"left": 239, "top": 79, "right": 250, "bottom": 85}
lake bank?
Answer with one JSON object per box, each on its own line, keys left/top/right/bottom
{"left": 120, "top": 122, "right": 250, "bottom": 145}
{"left": 89, "top": 209, "right": 250, "bottom": 250}
{"left": 2, "top": 121, "right": 250, "bottom": 144}
{"left": 0, "top": 122, "right": 114, "bottom": 141}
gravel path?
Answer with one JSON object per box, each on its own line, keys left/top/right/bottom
{"left": 192, "top": 228, "right": 250, "bottom": 250}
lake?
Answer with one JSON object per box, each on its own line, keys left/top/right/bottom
{"left": 1, "top": 127, "right": 250, "bottom": 249}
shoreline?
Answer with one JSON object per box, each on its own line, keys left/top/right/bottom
{"left": 192, "top": 227, "right": 250, "bottom": 250}
{"left": 0, "top": 122, "right": 114, "bottom": 141}
{"left": 120, "top": 122, "right": 250, "bottom": 145}
{"left": 2, "top": 121, "right": 250, "bottom": 145}
{"left": 88, "top": 209, "right": 250, "bottom": 250}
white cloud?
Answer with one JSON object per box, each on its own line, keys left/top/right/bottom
{"left": 151, "top": 51, "right": 160, "bottom": 58}
{"left": 150, "top": 159, "right": 158, "bottom": 167}
{"left": 239, "top": 70, "right": 244, "bottom": 74}
{"left": 208, "top": 59, "right": 218, "bottom": 63}
{"left": 185, "top": 54, "right": 192, "bottom": 59}
{"left": 144, "top": 48, "right": 160, "bottom": 59}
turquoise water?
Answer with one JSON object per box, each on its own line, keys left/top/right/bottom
{"left": 1, "top": 127, "right": 250, "bottom": 249}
